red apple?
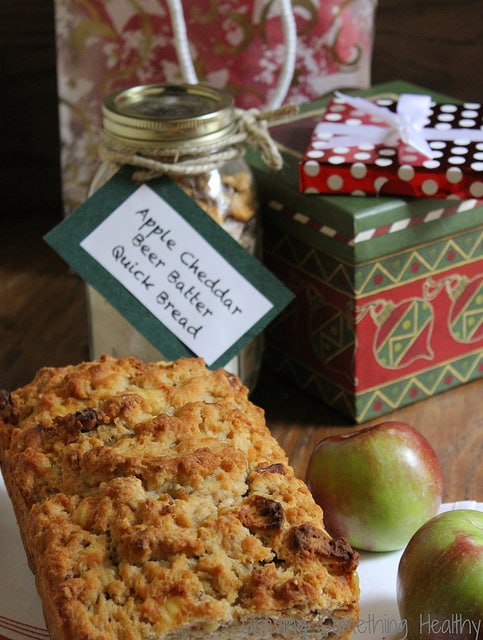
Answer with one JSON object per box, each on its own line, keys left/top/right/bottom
{"left": 306, "top": 421, "right": 443, "bottom": 551}
{"left": 397, "top": 508, "right": 483, "bottom": 639}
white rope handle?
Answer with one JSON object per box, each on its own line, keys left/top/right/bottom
{"left": 267, "top": 0, "right": 298, "bottom": 109}
{"left": 166, "top": 0, "right": 198, "bottom": 84}
{"left": 167, "top": 0, "right": 297, "bottom": 108}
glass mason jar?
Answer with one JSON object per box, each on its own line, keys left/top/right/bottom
{"left": 87, "top": 83, "right": 263, "bottom": 389}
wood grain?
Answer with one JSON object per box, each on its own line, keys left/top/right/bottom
{"left": 252, "top": 372, "right": 483, "bottom": 503}
{"left": 1, "top": 217, "right": 89, "bottom": 391}
{"left": 372, "top": 0, "right": 483, "bottom": 103}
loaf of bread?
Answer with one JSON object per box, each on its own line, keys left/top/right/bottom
{"left": 0, "top": 356, "right": 359, "bottom": 640}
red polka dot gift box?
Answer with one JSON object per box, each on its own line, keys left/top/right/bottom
{"left": 247, "top": 81, "right": 483, "bottom": 423}
{"left": 299, "top": 89, "right": 483, "bottom": 200}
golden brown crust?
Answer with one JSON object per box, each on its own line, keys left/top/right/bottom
{"left": 0, "top": 356, "right": 359, "bottom": 640}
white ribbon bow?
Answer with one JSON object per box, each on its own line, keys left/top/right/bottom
{"left": 315, "top": 92, "right": 483, "bottom": 160}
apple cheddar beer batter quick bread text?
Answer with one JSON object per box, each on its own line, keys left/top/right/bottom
{"left": 0, "top": 356, "right": 359, "bottom": 640}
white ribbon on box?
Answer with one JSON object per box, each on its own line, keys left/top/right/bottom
{"left": 314, "top": 92, "right": 483, "bottom": 159}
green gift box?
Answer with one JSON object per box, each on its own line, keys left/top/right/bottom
{"left": 248, "top": 81, "right": 483, "bottom": 422}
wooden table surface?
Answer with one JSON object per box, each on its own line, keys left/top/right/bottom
{"left": 1, "top": 217, "right": 482, "bottom": 505}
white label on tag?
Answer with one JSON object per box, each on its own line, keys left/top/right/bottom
{"left": 80, "top": 184, "right": 273, "bottom": 365}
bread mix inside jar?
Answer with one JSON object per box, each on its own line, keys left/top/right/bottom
{"left": 87, "top": 83, "right": 263, "bottom": 389}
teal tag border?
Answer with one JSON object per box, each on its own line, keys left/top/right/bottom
{"left": 44, "top": 167, "right": 294, "bottom": 369}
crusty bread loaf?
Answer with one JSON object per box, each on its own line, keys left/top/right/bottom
{"left": 0, "top": 356, "right": 359, "bottom": 640}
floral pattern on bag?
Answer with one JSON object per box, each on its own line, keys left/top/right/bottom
{"left": 55, "top": 0, "right": 377, "bottom": 213}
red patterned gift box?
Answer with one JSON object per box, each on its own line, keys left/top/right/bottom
{"left": 299, "top": 90, "right": 483, "bottom": 200}
{"left": 248, "top": 81, "right": 483, "bottom": 423}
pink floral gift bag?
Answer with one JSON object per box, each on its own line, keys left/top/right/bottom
{"left": 55, "top": 0, "right": 377, "bottom": 213}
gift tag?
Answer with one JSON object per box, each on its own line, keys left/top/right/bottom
{"left": 45, "top": 168, "right": 293, "bottom": 368}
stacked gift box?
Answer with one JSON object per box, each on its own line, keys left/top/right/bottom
{"left": 248, "top": 81, "right": 483, "bottom": 423}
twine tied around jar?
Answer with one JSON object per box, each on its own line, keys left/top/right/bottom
{"left": 98, "top": 104, "right": 298, "bottom": 183}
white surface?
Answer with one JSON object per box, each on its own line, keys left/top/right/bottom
{"left": 0, "top": 472, "right": 481, "bottom": 639}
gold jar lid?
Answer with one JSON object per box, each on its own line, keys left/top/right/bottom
{"left": 102, "top": 83, "right": 236, "bottom": 148}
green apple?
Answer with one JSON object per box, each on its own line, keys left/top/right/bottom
{"left": 306, "top": 421, "right": 443, "bottom": 551}
{"left": 397, "top": 509, "right": 483, "bottom": 639}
